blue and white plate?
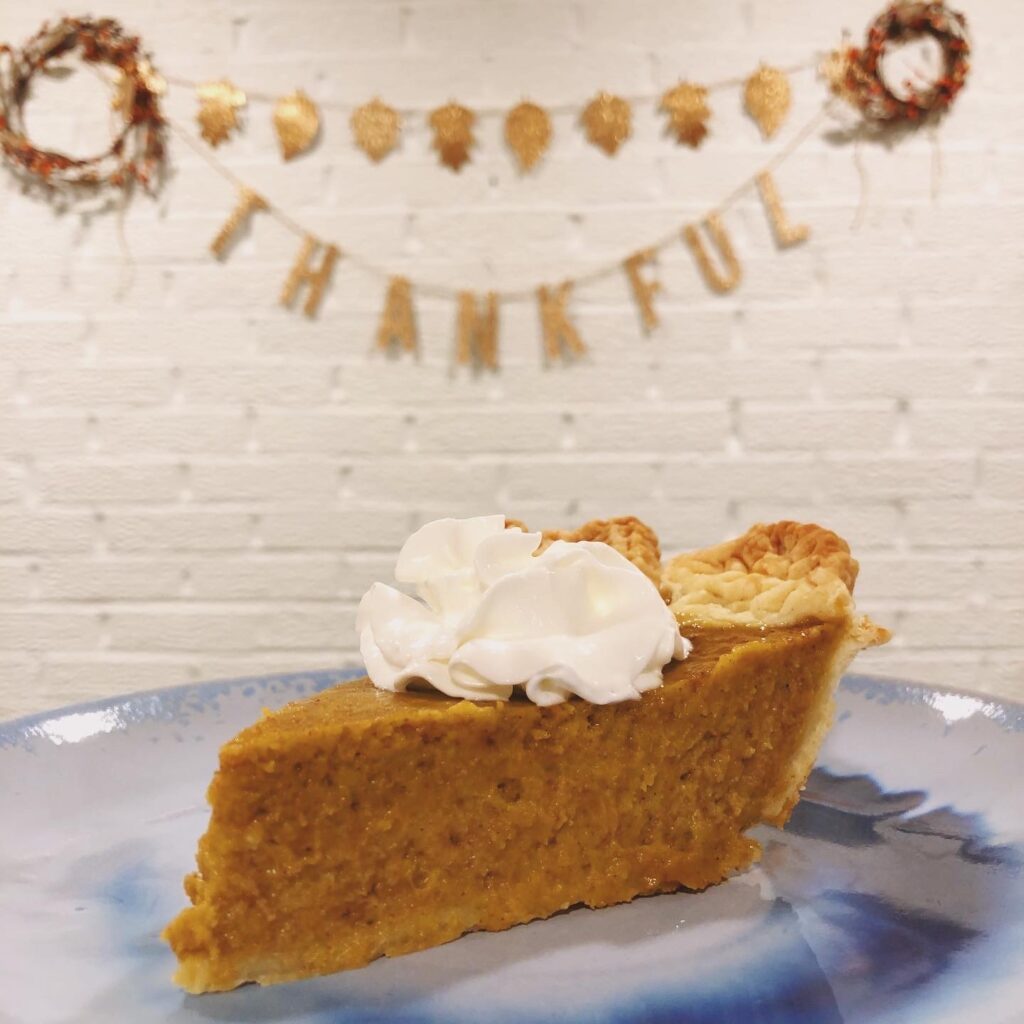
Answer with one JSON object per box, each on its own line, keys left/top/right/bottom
{"left": 2, "top": 672, "right": 1022, "bottom": 1024}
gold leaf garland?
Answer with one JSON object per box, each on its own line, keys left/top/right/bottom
{"left": 197, "top": 79, "right": 246, "bottom": 147}
{"left": 429, "top": 102, "right": 476, "bottom": 171}
{"left": 351, "top": 98, "right": 401, "bottom": 162}
{"left": 199, "top": 97, "right": 885, "bottom": 356}
{"left": 505, "top": 101, "right": 552, "bottom": 172}
{"left": 274, "top": 90, "right": 320, "bottom": 160}
{"left": 660, "top": 82, "right": 710, "bottom": 147}
{"left": 5, "top": 4, "right": 968, "bottom": 200}
{"left": 581, "top": 92, "right": 632, "bottom": 155}
{"left": 744, "top": 65, "right": 792, "bottom": 139}
{"left": 0, "top": 8, "right": 970, "bottom": 371}
{"left": 160, "top": 0, "right": 969, "bottom": 366}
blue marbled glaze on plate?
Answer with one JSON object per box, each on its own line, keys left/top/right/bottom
{"left": 1, "top": 672, "right": 1022, "bottom": 1024}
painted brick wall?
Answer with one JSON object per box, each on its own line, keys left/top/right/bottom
{"left": 1, "top": 0, "right": 1021, "bottom": 719}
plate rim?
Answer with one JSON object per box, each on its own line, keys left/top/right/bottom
{"left": 3, "top": 669, "right": 1023, "bottom": 744}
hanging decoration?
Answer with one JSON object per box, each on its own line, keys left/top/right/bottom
{"left": 196, "top": 79, "right": 246, "bottom": 147}
{"left": 210, "top": 186, "right": 267, "bottom": 258}
{"left": 0, "top": 5, "right": 965, "bottom": 185}
{"left": 280, "top": 235, "right": 340, "bottom": 317}
{"left": 504, "top": 101, "right": 552, "bottom": 172}
{"left": 623, "top": 249, "right": 662, "bottom": 331}
{"left": 581, "top": 92, "right": 632, "bottom": 155}
{"left": 683, "top": 215, "right": 743, "bottom": 294}
{"left": 755, "top": 171, "right": 810, "bottom": 248}
{"left": 828, "top": 1, "right": 970, "bottom": 125}
{"left": 537, "top": 284, "right": 587, "bottom": 362}
{"left": 0, "top": 4, "right": 972, "bottom": 369}
{"left": 456, "top": 292, "right": 499, "bottom": 369}
{"left": 659, "top": 82, "right": 711, "bottom": 147}
{"left": 376, "top": 277, "right": 418, "bottom": 354}
{"left": 744, "top": 65, "right": 792, "bottom": 139}
{"left": 351, "top": 97, "right": 401, "bottom": 162}
{"left": 273, "top": 90, "right": 320, "bottom": 160}
{"left": 429, "top": 102, "right": 476, "bottom": 171}
{"left": 0, "top": 16, "right": 165, "bottom": 192}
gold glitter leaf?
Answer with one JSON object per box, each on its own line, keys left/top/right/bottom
{"left": 351, "top": 98, "right": 401, "bottom": 162}
{"left": 113, "top": 61, "right": 166, "bottom": 118}
{"left": 504, "top": 101, "right": 552, "bottom": 172}
{"left": 659, "top": 82, "right": 710, "bottom": 147}
{"left": 274, "top": 90, "right": 320, "bottom": 161}
{"left": 197, "top": 79, "right": 247, "bottom": 147}
{"left": 820, "top": 46, "right": 870, "bottom": 110}
{"left": 111, "top": 70, "right": 135, "bottom": 118}
{"left": 581, "top": 92, "right": 632, "bottom": 155}
{"left": 137, "top": 60, "right": 166, "bottom": 97}
{"left": 744, "top": 65, "right": 791, "bottom": 139}
{"left": 429, "top": 102, "right": 476, "bottom": 171}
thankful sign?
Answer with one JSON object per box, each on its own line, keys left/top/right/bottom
{"left": 0, "top": 4, "right": 971, "bottom": 368}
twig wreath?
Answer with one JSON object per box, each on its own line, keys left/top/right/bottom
{"left": 0, "top": 16, "right": 165, "bottom": 192}
{"left": 833, "top": 1, "right": 970, "bottom": 123}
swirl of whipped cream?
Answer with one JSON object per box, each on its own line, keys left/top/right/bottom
{"left": 356, "top": 515, "right": 691, "bottom": 706}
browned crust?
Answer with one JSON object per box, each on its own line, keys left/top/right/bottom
{"left": 506, "top": 515, "right": 663, "bottom": 590}
{"left": 663, "top": 521, "right": 890, "bottom": 635}
{"left": 507, "top": 516, "right": 887, "bottom": 637}
{"left": 674, "top": 520, "right": 859, "bottom": 591}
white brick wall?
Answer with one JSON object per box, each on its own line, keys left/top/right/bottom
{"left": 1, "top": 0, "right": 1022, "bottom": 718}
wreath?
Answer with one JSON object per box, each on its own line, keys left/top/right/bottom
{"left": 837, "top": 1, "right": 970, "bottom": 123}
{"left": 0, "top": 16, "right": 165, "bottom": 191}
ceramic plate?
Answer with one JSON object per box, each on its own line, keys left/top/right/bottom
{"left": 1, "top": 671, "right": 1022, "bottom": 1024}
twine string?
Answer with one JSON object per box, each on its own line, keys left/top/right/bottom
{"left": 162, "top": 59, "right": 822, "bottom": 119}
{"left": 171, "top": 95, "right": 833, "bottom": 302}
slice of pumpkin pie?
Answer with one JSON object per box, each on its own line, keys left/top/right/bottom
{"left": 164, "top": 516, "right": 888, "bottom": 993}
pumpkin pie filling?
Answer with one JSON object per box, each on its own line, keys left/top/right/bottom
{"left": 164, "top": 518, "right": 887, "bottom": 993}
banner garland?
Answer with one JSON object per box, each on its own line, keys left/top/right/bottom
{"left": 0, "top": 3, "right": 971, "bottom": 190}
{"left": 0, "top": 3, "right": 972, "bottom": 369}
{"left": 162, "top": 61, "right": 815, "bottom": 173}
{"left": 177, "top": 84, "right": 947, "bottom": 366}
{"left": 165, "top": 2, "right": 968, "bottom": 173}
{"left": 181, "top": 101, "right": 832, "bottom": 315}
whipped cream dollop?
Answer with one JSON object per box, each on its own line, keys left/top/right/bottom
{"left": 356, "top": 516, "right": 691, "bottom": 706}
